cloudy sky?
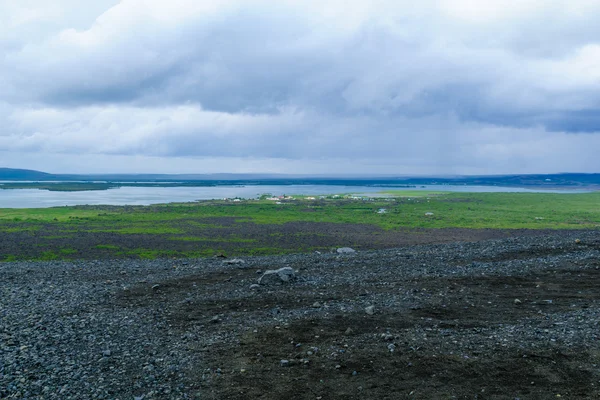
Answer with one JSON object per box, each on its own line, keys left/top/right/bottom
{"left": 1, "top": 0, "right": 600, "bottom": 175}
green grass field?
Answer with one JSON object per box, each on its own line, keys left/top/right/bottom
{"left": 1, "top": 192, "right": 599, "bottom": 229}
{"left": 0, "top": 192, "right": 598, "bottom": 261}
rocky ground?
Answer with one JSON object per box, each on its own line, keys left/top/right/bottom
{"left": 2, "top": 229, "right": 600, "bottom": 399}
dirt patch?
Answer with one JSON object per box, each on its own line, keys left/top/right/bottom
{"left": 0, "top": 218, "right": 590, "bottom": 260}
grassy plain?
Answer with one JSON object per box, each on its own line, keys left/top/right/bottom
{"left": 0, "top": 192, "right": 599, "bottom": 261}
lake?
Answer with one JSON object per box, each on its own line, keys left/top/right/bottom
{"left": 0, "top": 184, "right": 593, "bottom": 208}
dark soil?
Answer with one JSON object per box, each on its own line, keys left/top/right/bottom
{"left": 0, "top": 216, "right": 591, "bottom": 260}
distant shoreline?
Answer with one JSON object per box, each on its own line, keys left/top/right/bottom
{"left": 0, "top": 180, "right": 598, "bottom": 192}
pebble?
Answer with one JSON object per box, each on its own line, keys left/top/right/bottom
{"left": 223, "top": 259, "right": 245, "bottom": 265}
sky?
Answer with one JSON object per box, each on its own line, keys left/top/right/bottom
{"left": 1, "top": 0, "right": 600, "bottom": 175}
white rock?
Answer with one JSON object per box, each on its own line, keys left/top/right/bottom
{"left": 337, "top": 247, "right": 356, "bottom": 254}
{"left": 365, "top": 305, "right": 375, "bottom": 315}
{"left": 258, "top": 267, "right": 296, "bottom": 285}
{"left": 223, "top": 258, "right": 245, "bottom": 265}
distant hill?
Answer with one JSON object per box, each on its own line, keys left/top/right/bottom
{"left": 0, "top": 168, "right": 58, "bottom": 181}
{"left": 1, "top": 168, "right": 600, "bottom": 188}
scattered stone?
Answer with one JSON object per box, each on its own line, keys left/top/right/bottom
{"left": 280, "top": 360, "right": 290, "bottom": 367}
{"left": 151, "top": 284, "right": 160, "bottom": 290}
{"left": 249, "top": 284, "right": 260, "bottom": 290}
{"left": 210, "top": 316, "right": 221, "bottom": 323}
{"left": 312, "top": 302, "right": 322, "bottom": 308}
{"left": 258, "top": 267, "right": 296, "bottom": 285}
{"left": 365, "top": 305, "right": 375, "bottom": 315}
{"left": 337, "top": 247, "right": 356, "bottom": 254}
{"left": 2, "top": 231, "right": 598, "bottom": 399}
{"left": 424, "top": 212, "right": 434, "bottom": 216}
{"left": 575, "top": 239, "right": 581, "bottom": 244}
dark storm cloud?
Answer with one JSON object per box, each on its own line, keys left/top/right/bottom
{"left": 1, "top": 0, "right": 600, "bottom": 173}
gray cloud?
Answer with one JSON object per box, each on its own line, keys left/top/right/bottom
{"left": 1, "top": 0, "right": 600, "bottom": 173}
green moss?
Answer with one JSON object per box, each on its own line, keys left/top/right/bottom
{"left": 38, "top": 251, "right": 59, "bottom": 261}
{"left": 123, "top": 248, "right": 190, "bottom": 259}
{"left": 96, "top": 244, "right": 120, "bottom": 250}
{"left": 59, "top": 248, "right": 77, "bottom": 254}
{"left": 169, "top": 236, "right": 256, "bottom": 243}
{"left": 101, "top": 226, "right": 185, "bottom": 234}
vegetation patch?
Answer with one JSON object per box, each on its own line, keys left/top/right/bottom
{"left": 95, "top": 244, "right": 120, "bottom": 250}
{"left": 169, "top": 236, "right": 256, "bottom": 243}
{"left": 1, "top": 192, "right": 599, "bottom": 261}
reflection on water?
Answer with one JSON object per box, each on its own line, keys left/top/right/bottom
{"left": 0, "top": 184, "right": 592, "bottom": 208}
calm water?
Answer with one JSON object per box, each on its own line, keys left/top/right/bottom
{"left": 0, "top": 184, "right": 592, "bottom": 208}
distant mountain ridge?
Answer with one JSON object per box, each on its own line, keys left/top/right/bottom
{"left": 1, "top": 168, "right": 600, "bottom": 188}
{"left": 0, "top": 168, "right": 55, "bottom": 180}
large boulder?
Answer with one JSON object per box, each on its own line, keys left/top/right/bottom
{"left": 258, "top": 267, "right": 296, "bottom": 285}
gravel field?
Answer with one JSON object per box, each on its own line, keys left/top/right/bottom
{"left": 2, "top": 230, "right": 600, "bottom": 399}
